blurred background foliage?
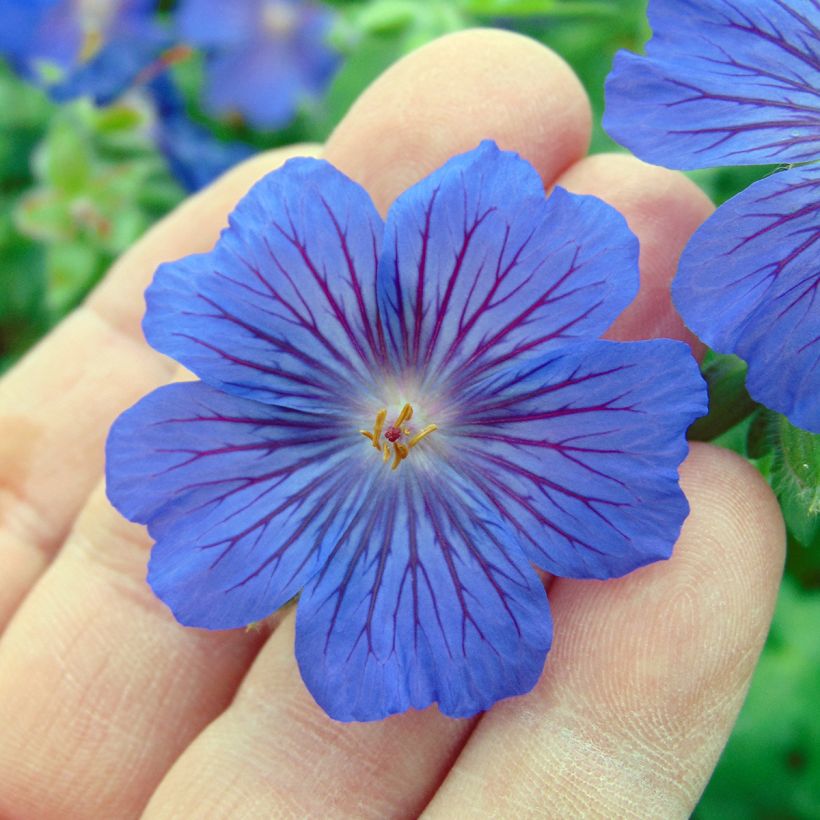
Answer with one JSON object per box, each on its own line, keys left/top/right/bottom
{"left": 0, "top": 1, "right": 816, "bottom": 815}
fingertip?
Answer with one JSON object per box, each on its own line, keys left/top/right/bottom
{"left": 424, "top": 442, "right": 785, "bottom": 818}
{"left": 680, "top": 441, "right": 785, "bottom": 585}
{"left": 560, "top": 153, "right": 714, "bottom": 224}
{"left": 326, "top": 29, "right": 591, "bottom": 211}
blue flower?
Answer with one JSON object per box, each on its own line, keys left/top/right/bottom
{"left": 176, "top": 0, "right": 339, "bottom": 130}
{"left": 106, "top": 142, "right": 706, "bottom": 721}
{"left": 0, "top": 0, "right": 170, "bottom": 104}
{"left": 604, "top": 0, "right": 820, "bottom": 433}
{"left": 148, "top": 75, "right": 254, "bottom": 193}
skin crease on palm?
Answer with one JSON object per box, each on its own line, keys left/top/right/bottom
{"left": 0, "top": 30, "right": 785, "bottom": 820}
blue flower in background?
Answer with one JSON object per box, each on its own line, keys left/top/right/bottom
{"left": 176, "top": 0, "right": 339, "bottom": 130}
{"left": 604, "top": 0, "right": 820, "bottom": 433}
{"left": 148, "top": 75, "right": 254, "bottom": 192}
{"left": 0, "top": 0, "right": 169, "bottom": 104}
{"left": 106, "top": 142, "right": 706, "bottom": 721}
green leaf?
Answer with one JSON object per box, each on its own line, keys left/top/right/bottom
{"left": 0, "top": 197, "right": 47, "bottom": 371}
{"left": 464, "top": 0, "right": 617, "bottom": 16}
{"left": 746, "top": 409, "right": 774, "bottom": 460}
{"left": 14, "top": 189, "right": 75, "bottom": 242}
{"left": 34, "top": 108, "right": 94, "bottom": 194}
{"left": 94, "top": 104, "right": 144, "bottom": 134}
{"left": 0, "top": 62, "right": 53, "bottom": 187}
{"left": 771, "top": 416, "right": 820, "bottom": 548}
{"left": 45, "top": 241, "right": 107, "bottom": 316}
{"left": 688, "top": 352, "right": 757, "bottom": 442}
{"left": 353, "top": 0, "right": 417, "bottom": 33}
{"left": 319, "top": 31, "right": 408, "bottom": 128}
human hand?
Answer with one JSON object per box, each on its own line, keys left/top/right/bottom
{"left": 0, "top": 30, "right": 785, "bottom": 818}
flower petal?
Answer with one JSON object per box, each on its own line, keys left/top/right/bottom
{"left": 674, "top": 165, "right": 820, "bottom": 432}
{"left": 106, "top": 381, "right": 372, "bottom": 628}
{"left": 179, "top": 0, "right": 339, "bottom": 130}
{"left": 148, "top": 75, "right": 254, "bottom": 192}
{"left": 378, "top": 141, "right": 639, "bottom": 392}
{"left": 0, "top": 0, "right": 167, "bottom": 104}
{"left": 50, "top": 22, "right": 171, "bottom": 105}
{"left": 144, "top": 157, "right": 385, "bottom": 412}
{"left": 200, "top": 47, "right": 306, "bottom": 131}
{"left": 176, "top": 0, "right": 258, "bottom": 47}
{"left": 604, "top": 0, "right": 820, "bottom": 168}
{"left": 295, "top": 467, "right": 552, "bottom": 721}
{"left": 454, "top": 339, "right": 706, "bottom": 579}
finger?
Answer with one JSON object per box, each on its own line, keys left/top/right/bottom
{"left": 0, "top": 146, "right": 319, "bottom": 630}
{"left": 136, "top": 30, "right": 596, "bottom": 818}
{"left": 0, "top": 29, "right": 593, "bottom": 819}
{"left": 557, "top": 153, "right": 713, "bottom": 350}
{"left": 143, "top": 614, "right": 471, "bottom": 819}
{"left": 326, "top": 28, "right": 591, "bottom": 211}
{"left": 424, "top": 444, "right": 785, "bottom": 818}
{"left": 0, "top": 487, "right": 267, "bottom": 819}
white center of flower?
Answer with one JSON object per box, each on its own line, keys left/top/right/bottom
{"left": 76, "top": 0, "right": 116, "bottom": 31}
{"left": 262, "top": 0, "right": 298, "bottom": 37}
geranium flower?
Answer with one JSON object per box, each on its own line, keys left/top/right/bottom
{"left": 148, "top": 75, "right": 254, "bottom": 192}
{"left": 0, "top": 0, "right": 169, "bottom": 104}
{"left": 106, "top": 142, "right": 706, "bottom": 721}
{"left": 604, "top": 0, "right": 820, "bottom": 433}
{"left": 175, "top": 0, "right": 339, "bottom": 130}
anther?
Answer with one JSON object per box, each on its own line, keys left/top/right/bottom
{"left": 372, "top": 408, "right": 387, "bottom": 449}
{"left": 391, "top": 442, "right": 409, "bottom": 471}
{"left": 408, "top": 424, "right": 438, "bottom": 448}
{"left": 395, "top": 403, "right": 413, "bottom": 426}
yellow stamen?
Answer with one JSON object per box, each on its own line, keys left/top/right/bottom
{"left": 395, "top": 403, "right": 413, "bottom": 427}
{"left": 391, "top": 442, "right": 409, "bottom": 471}
{"left": 362, "top": 404, "right": 437, "bottom": 471}
{"left": 408, "top": 424, "right": 438, "bottom": 448}
{"left": 80, "top": 29, "right": 103, "bottom": 62}
{"left": 372, "top": 408, "right": 387, "bottom": 449}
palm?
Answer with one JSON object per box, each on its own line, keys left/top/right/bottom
{"left": 0, "top": 30, "right": 783, "bottom": 818}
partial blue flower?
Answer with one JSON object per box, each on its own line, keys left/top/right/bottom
{"left": 604, "top": 0, "right": 820, "bottom": 433}
{"left": 674, "top": 165, "right": 820, "bottom": 431}
{"left": 604, "top": 0, "right": 820, "bottom": 169}
{"left": 176, "top": 0, "right": 339, "bottom": 130}
{"left": 0, "top": 0, "right": 170, "bottom": 105}
{"left": 148, "top": 75, "right": 254, "bottom": 192}
{"left": 106, "top": 141, "right": 706, "bottom": 721}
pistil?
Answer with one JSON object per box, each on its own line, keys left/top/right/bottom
{"left": 360, "top": 403, "right": 437, "bottom": 470}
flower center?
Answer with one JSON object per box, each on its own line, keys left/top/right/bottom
{"left": 262, "top": 0, "right": 298, "bottom": 37}
{"left": 360, "top": 403, "right": 437, "bottom": 471}
{"left": 75, "top": 0, "right": 116, "bottom": 62}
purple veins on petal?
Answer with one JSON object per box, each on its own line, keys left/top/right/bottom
{"left": 143, "top": 157, "right": 386, "bottom": 413}
{"left": 107, "top": 140, "right": 707, "bottom": 721}
{"left": 454, "top": 339, "right": 707, "bottom": 579}
{"left": 295, "top": 467, "right": 552, "bottom": 721}
{"left": 378, "top": 140, "right": 639, "bottom": 391}
{"left": 604, "top": 0, "right": 820, "bottom": 169}
{"left": 674, "top": 164, "right": 820, "bottom": 432}
{"left": 106, "top": 381, "right": 372, "bottom": 629}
